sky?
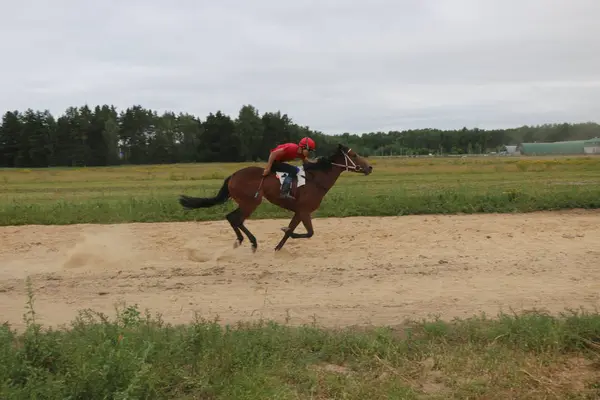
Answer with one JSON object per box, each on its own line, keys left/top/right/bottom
{"left": 1, "top": 0, "right": 599, "bottom": 135}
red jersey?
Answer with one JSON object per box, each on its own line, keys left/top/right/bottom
{"left": 271, "top": 143, "right": 306, "bottom": 162}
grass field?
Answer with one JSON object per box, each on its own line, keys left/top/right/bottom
{"left": 2, "top": 155, "right": 600, "bottom": 225}
{"left": 3, "top": 155, "right": 600, "bottom": 398}
{"left": 3, "top": 285, "right": 600, "bottom": 399}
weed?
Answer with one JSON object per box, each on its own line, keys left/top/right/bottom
{"left": 1, "top": 291, "right": 600, "bottom": 399}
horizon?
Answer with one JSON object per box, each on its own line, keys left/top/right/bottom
{"left": 2, "top": 103, "right": 599, "bottom": 137}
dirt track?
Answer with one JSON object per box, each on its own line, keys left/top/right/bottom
{"left": 1, "top": 210, "right": 600, "bottom": 331}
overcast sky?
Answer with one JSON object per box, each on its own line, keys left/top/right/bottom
{"left": 1, "top": 0, "right": 599, "bottom": 134}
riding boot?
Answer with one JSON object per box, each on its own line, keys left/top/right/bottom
{"left": 280, "top": 177, "right": 295, "bottom": 199}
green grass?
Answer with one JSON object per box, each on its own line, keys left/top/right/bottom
{"left": 3, "top": 282, "right": 600, "bottom": 399}
{"left": 2, "top": 156, "right": 600, "bottom": 225}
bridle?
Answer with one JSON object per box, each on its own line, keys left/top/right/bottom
{"left": 304, "top": 147, "right": 363, "bottom": 192}
{"left": 331, "top": 148, "right": 362, "bottom": 172}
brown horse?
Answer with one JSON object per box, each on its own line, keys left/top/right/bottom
{"left": 178, "top": 144, "right": 373, "bottom": 251}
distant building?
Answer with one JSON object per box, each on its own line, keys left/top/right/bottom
{"left": 583, "top": 138, "right": 600, "bottom": 154}
{"left": 500, "top": 145, "right": 520, "bottom": 155}
{"left": 517, "top": 140, "right": 588, "bottom": 155}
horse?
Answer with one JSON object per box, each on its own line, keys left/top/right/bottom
{"left": 178, "top": 143, "right": 373, "bottom": 251}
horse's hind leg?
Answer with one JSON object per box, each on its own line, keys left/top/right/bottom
{"left": 226, "top": 208, "right": 245, "bottom": 248}
{"left": 228, "top": 203, "right": 260, "bottom": 252}
{"left": 238, "top": 223, "right": 257, "bottom": 252}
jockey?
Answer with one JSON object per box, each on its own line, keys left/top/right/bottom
{"left": 263, "top": 137, "right": 316, "bottom": 199}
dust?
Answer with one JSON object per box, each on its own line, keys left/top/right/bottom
{"left": 186, "top": 248, "right": 212, "bottom": 263}
{"left": 184, "top": 235, "right": 297, "bottom": 265}
{"left": 62, "top": 225, "right": 140, "bottom": 271}
{"left": 184, "top": 239, "right": 242, "bottom": 263}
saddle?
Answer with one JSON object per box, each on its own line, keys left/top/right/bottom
{"left": 275, "top": 166, "right": 307, "bottom": 199}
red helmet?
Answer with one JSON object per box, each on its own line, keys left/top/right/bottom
{"left": 299, "top": 137, "right": 316, "bottom": 151}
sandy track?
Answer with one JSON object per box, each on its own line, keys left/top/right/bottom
{"left": 1, "top": 210, "right": 600, "bottom": 331}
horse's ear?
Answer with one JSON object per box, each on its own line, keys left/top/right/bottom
{"left": 338, "top": 143, "right": 349, "bottom": 152}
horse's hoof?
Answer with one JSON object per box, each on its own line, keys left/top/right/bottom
{"left": 233, "top": 240, "right": 242, "bottom": 248}
{"left": 281, "top": 227, "right": 289, "bottom": 233}
{"left": 251, "top": 245, "right": 257, "bottom": 253}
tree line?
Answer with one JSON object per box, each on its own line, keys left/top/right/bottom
{"left": 1, "top": 104, "right": 599, "bottom": 167}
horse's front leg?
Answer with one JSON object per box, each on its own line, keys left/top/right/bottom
{"left": 287, "top": 213, "right": 314, "bottom": 239}
{"left": 274, "top": 213, "right": 301, "bottom": 251}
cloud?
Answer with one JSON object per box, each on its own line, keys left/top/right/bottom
{"left": 1, "top": 0, "right": 599, "bottom": 134}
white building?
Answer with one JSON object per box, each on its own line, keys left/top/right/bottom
{"left": 500, "top": 145, "right": 520, "bottom": 155}
{"left": 584, "top": 138, "right": 600, "bottom": 154}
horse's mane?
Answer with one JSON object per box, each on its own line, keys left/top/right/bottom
{"left": 302, "top": 144, "right": 349, "bottom": 172}
{"left": 303, "top": 156, "right": 333, "bottom": 172}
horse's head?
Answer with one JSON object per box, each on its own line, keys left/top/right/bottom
{"left": 331, "top": 144, "right": 373, "bottom": 175}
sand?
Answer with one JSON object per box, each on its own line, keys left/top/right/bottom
{"left": 1, "top": 210, "right": 599, "bottom": 331}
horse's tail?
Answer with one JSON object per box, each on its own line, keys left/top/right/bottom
{"left": 179, "top": 175, "right": 231, "bottom": 209}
